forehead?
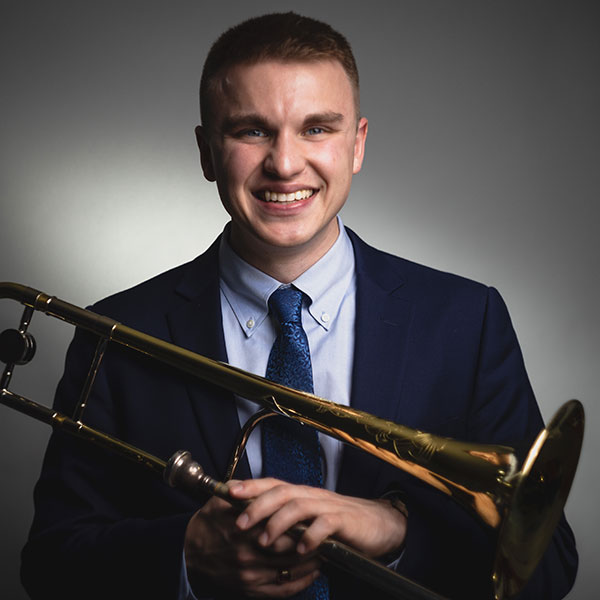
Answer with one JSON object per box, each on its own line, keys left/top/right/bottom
{"left": 211, "top": 59, "right": 357, "bottom": 124}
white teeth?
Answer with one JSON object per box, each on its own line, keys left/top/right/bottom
{"left": 263, "top": 189, "right": 314, "bottom": 202}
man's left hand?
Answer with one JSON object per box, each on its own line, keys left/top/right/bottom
{"left": 229, "top": 478, "right": 407, "bottom": 559}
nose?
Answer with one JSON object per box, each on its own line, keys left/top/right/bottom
{"left": 263, "top": 131, "right": 305, "bottom": 179}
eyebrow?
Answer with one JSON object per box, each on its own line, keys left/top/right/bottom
{"left": 221, "top": 111, "right": 345, "bottom": 133}
{"left": 302, "top": 112, "right": 345, "bottom": 126}
{"left": 221, "top": 114, "right": 270, "bottom": 133}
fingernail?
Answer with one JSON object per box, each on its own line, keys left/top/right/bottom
{"left": 297, "top": 542, "right": 306, "bottom": 554}
{"left": 230, "top": 483, "right": 244, "bottom": 495}
{"left": 258, "top": 532, "right": 269, "bottom": 546}
{"left": 236, "top": 513, "right": 249, "bottom": 529}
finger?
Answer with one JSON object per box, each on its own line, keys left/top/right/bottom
{"left": 268, "top": 532, "right": 298, "bottom": 554}
{"left": 237, "top": 482, "right": 319, "bottom": 531}
{"left": 258, "top": 495, "right": 333, "bottom": 549}
{"left": 248, "top": 566, "right": 321, "bottom": 598}
{"left": 272, "top": 557, "right": 321, "bottom": 580}
{"left": 295, "top": 512, "right": 341, "bottom": 554}
{"left": 233, "top": 480, "right": 292, "bottom": 531}
{"left": 229, "top": 477, "right": 284, "bottom": 500}
{"left": 236, "top": 557, "right": 321, "bottom": 593}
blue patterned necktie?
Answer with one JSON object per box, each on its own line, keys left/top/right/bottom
{"left": 262, "top": 286, "right": 328, "bottom": 599}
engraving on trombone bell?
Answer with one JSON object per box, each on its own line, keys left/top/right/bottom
{"left": 397, "top": 432, "right": 447, "bottom": 462}
{"left": 314, "top": 398, "right": 352, "bottom": 417}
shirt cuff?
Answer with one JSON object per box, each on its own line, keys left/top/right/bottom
{"left": 379, "top": 490, "right": 409, "bottom": 568}
{"left": 179, "top": 549, "right": 198, "bottom": 600}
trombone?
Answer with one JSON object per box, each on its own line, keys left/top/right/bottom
{"left": 0, "top": 282, "right": 584, "bottom": 600}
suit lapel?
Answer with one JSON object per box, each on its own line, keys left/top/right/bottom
{"left": 166, "top": 237, "right": 252, "bottom": 481}
{"left": 337, "top": 230, "right": 414, "bottom": 497}
{"left": 165, "top": 230, "right": 415, "bottom": 492}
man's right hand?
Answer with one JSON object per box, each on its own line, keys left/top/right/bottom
{"left": 184, "top": 487, "right": 322, "bottom": 598}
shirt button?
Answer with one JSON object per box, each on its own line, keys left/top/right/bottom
{"left": 246, "top": 318, "right": 255, "bottom": 329}
{"left": 320, "top": 312, "right": 330, "bottom": 323}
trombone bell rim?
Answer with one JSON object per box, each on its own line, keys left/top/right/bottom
{"left": 492, "top": 399, "right": 584, "bottom": 599}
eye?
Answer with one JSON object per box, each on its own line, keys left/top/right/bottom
{"left": 305, "top": 126, "right": 325, "bottom": 136}
{"left": 243, "top": 128, "right": 268, "bottom": 138}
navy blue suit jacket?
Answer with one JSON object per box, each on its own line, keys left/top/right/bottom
{"left": 21, "top": 229, "right": 577, "bottom": 599}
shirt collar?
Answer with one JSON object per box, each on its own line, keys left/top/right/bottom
{"left": 219, "top": 217, "right": 355, "bottom": 338}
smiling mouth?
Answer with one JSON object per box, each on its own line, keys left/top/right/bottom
{"left": 254, "top": 189, "right": 316, "bottom": 203}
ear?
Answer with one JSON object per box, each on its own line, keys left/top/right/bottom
{"left": 352, "top": 117, "right": 368, "bottom": 174}
{"left": 195, "top": 125, "right": 216, "bottom": 182}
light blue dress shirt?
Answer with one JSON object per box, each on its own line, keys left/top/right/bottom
{"left": 181, "top": 222, "right": 400, "bottom": 599}
{"left": 179, "top": 223, "right": 356, "bottom": 600}
{"left": 218, "top": 218, "right": 356, "bottom": 490}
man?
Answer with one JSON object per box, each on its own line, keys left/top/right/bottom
{"left": 21, "top": 12, "right": 577, "bottom": 600}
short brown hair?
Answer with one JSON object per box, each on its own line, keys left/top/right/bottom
{"left": 200, "top": 12, "right": 360, "bottom": 128}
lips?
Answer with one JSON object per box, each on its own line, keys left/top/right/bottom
{"left": 254, "top": 189, "right": 316, "bottom": 203}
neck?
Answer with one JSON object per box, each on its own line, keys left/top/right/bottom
{"left": 228, "top": 223, "right": 340, "bottom": 283}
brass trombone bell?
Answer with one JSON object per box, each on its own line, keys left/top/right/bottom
{"left": 0, "top": 282, "right": 585, "bottom": 600}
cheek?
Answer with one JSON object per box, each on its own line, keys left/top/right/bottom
{"left": 215, "top": 149, "right": 263, "bottom": 215}
{"left": 231, "top": 142, "right": 264, "bottom": 169}
{"left": 311, "top": 144, "right": 342, "bottom": 178}
{"left": 319, "top": 139, "right": 357, "bottom": 179}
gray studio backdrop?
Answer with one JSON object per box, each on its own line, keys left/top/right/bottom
{"left": 1, "top": 1, "right": 598, "bottom": 598}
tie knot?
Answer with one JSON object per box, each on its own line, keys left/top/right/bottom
{"left": 269, "top": 286, "right": 304, "bottom": 325}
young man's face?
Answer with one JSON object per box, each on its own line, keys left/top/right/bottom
{"left": 198, "top": 59, "right": 368, "bottom": 271}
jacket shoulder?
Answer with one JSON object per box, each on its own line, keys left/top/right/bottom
{"left": 346, "top": 227, "right": 491, "bottom": 302}
{"left": 90, "top": 236, "right": 220, "bottom": 326}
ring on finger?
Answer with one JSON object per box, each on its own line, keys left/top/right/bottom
{"left": 277, "top": 568, "right": 292, "bottom": 584}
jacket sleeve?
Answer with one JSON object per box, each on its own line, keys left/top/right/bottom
{"left": 469, "top": 288, "right": 578, "bottom": 600}
{"left": 20, "top": 327, "right": 209, "bottom": 600}
{"left": 393, "top": 287, "right": 578, "bottom": 600}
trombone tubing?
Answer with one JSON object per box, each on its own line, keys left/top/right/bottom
{"left": 1, "top": 282, "right": 514, "bottom": 526}
{"left": 0, "top": 383, "right": 447, "bottom": 600}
